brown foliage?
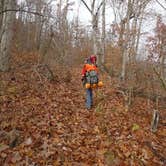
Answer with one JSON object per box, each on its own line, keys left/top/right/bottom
{"left": 0, "top": 52, "right": 165, "bottom": 165}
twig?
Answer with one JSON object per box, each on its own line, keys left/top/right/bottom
{"left": 33, "top": 65, "right": 43, "bottom": 83}
{"left": 144, "top": 141, "right": 166, "bottom": 164}
{"left": 153, "top": 67, "right": 166, "bottom": 91}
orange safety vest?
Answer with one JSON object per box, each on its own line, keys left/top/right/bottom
{"left": 84, "top": 64, "right": 98, "bottom": 72}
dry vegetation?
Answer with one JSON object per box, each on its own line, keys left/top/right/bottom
{"left": 0, "top": 52, "right": 165, "bottom": 165}
{"left": 0, "top": 0, "right": 166, "bottom": 165}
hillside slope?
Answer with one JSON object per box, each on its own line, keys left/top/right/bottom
{"left": 0, "top": 54, "right": 165, "bottom": 165}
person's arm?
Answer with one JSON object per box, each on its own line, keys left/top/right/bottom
{"left": 81, "top": 65, "right": 87, "bottom": 81}
{"left": 81, "top": 65, "right": 86, "bottom": 76}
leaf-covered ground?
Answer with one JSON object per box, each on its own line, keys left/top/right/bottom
{"left": 0, "top": 53, "right": 166, "bottom": 165}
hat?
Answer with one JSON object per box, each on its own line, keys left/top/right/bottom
{"left": 90, "top": 55, "right": 97, "bottom": 63}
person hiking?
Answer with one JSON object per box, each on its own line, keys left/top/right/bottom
{"left": 81, "top": 55, "right": 98, "bottom": 110}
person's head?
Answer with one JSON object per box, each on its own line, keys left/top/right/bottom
{"left": 90, "top": 55, "right": 97, "bottom": 64}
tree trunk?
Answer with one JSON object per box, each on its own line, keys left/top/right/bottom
{"left": 0, "top": 0, "right": 16, "bottom": 71}
{"left": 35, "top": 0, "right": 43, "bottom": 50}
{"left": 80, "top": 0, "right": 103, "bottom": 65}
{"left": 0, "top": 0, "right": 4, "bottom": 29}
{"left": 101, "top": 0, "right": 106, "bottom": 64}
{"left": 128, "top": 16, "right": 138, "bottom": 62}
{"left": 92, "top": 14, "right": 98, "bottom": 56}
{"left": 26, "top": 12, "right": 31, "bottom": 51}
{"left": 160, "top": 48, "right": 166, "bottom": 79}
{"left": 121, "top": 19, "right": 129, "bottom": 81}
{"left": 133, "top": 2, "right": 149, "bottom": 60}
{"left": 135, "top": 12, "right": 144, "bottom": 58}
{"left": 120, "top": 0, "right": 131, "bottom": 81}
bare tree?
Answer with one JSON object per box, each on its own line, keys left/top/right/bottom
{"left": 0, "top": 0, "right": 4, "bottom": 28}
{"left": 35, "top": 0, "right": 44, "bottom": 50}
{"left": 101, "top": 0, "right": 106, "bottom": 64}
{"left": 110, "top": 0, "right": 151, "bottom": 81}
{"left": 147, "top": 15, "right": 166, "bottom": 88}
{"left": 80, "top": 0, "right": 104, "bottom": 64}
{"left": 0, "top": 0, "right": 16, "bottom": 71}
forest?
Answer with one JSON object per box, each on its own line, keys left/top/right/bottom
{"left": 0, "top": 0, "right": 166, "bottom": 165}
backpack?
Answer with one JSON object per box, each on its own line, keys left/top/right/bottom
{"left": 85, "top": 64, "right": 98, "bottom": 85}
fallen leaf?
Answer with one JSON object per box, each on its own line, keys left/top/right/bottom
{"left": 132, "top": 123, "right": 140, "bottom": 131}
{"left": 25, "top": 137, "right": 32, "bottom": 145}
{"left": 0, "top": 144, "right": 9, "bottom": 152}
{"left": 11, "top": 152, "right": 22, "bottom": 163}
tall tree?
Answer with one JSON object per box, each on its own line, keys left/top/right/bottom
{"left": 35, "top": 0, "right": 43, "bottom": 50}
{"left": 80, "top": 0, "right": 104, "bottom": 64}
{"left": 147, "top": 15, "right": 166, "bottom": 79}
{"left": 110, "top": 0, "right": 151, "bottom": 81}
{"left": 0, "top": 0, "right": 16, "bottom": 71}
{"left": 101, "top": 0, "right": 106, "bottom": 64}
{"left": 0, "top": 0, "right": 4, "bottom": 29}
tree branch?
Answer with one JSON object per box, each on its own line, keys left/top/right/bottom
{"left": 95, "top": 1, "right": 104, "bottom": 16}
{"left": 0, "top": 8, "right": 44, "bottom": 17}
{"left": 153, "top": 67, "right": 166, "bottom": 91}
{"left": 80, "top": 0, "right": 92, "bottom": 14}
{"left": 155, "top": 0, "right": 166, "bottom": 10}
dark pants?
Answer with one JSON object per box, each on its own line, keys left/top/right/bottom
{"left": 86, "top": 88, "right": 93, "bottom": 109}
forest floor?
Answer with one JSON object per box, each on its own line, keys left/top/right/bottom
{"left": 0, "top": 53, "right": 166, "bottom": 165}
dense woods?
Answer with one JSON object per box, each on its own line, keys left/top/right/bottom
{"left": 0, "top": 0, "right": 166, "bottom": 165}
